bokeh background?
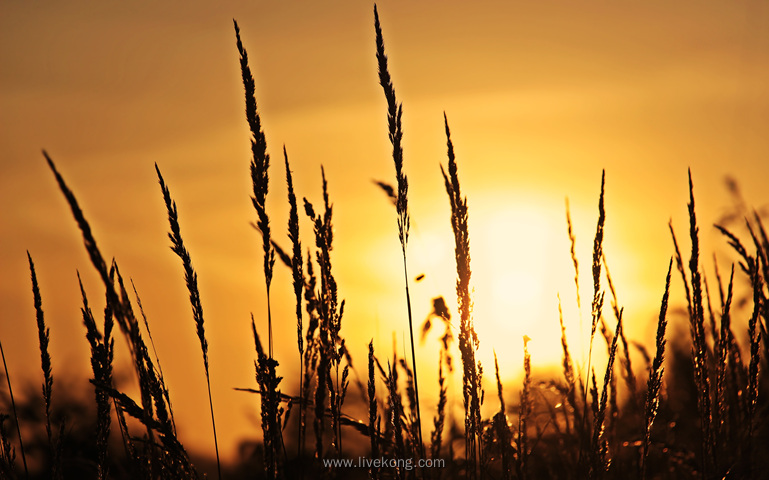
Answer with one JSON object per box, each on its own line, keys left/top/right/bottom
{"left": 2, "top": 0, "right": 768, "bottom": 466}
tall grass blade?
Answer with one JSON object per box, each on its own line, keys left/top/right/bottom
{"left": 282, "top": 146, "right": 306, "bottom": 463}
{"left": 441, "top": 113, "right": 482, "bottom": 478}
{"left": 234, "top": 19, "right": 276, "bottom": 359}
{"left": 494, "top": 352, "right": 512, "bottom": 480}
{"left": 368, "top": 341, "right": 380, "bottom": 480}
{"left": 641, "top": 259, "right": 672, "bottom": 480}
{"left": 686, "top": 170, "right": 714, "bottom": 477}
{"left": 155, "top": 164, "right": 221, "bottom": 480}
{"left": 431, "top": 351, "right": 448, "bottom": 469}
{"left": 517, "top": 336, "right": 532, "bottom": 480}
{"left": 77, "top": 272, "right": 113, "bottom": 480}
{"left": 305, "top": 167, "right": 347, "bottom": 460}
{"left": 590, "top": 312, "right": 620, "bottom": 480}
{"left": 715, "top": 264, "right": 734, "bottom": 449}
{"left": 578, "top": 170, "right": 605, "bottom": 475}
{"left": 373, "top": 5, "right": 424, "bottom": 459}
{"left": 27, "top": 253, "right": 61, "bottom": 479}
{"left": 252, "top": 317, "right": 283, "bottom": 479}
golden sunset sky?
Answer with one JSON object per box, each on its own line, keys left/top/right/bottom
{"left": 1, "top": 0, "right": 768, "bottom": 466}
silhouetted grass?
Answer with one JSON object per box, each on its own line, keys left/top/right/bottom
{"left": 77, "top": 272, "right": 113, "bottom": 480}
{"left": 156, "top": 164, "right": 221, "bottom": 480}
{"left": 27, "top": 252, "right": 61, "bottom": 479}
{"left": 441, "top": 112, "right": 484, "bottom": 479}
{"left": 2, "top": 7, "right": 768, "bottom": 480}
{"left": 374, "top": 5, "right": 425, "bottom": 463}
{"left": 640, "top": 259, "right": 671, "bottom": 480}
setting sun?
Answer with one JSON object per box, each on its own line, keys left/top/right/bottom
{"left": 471, "top": 204, "right": 570, "bottom": 368}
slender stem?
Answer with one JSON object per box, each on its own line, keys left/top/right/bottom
{"left": 402, "top": 248, "right": 425, "bottom": 458}
{"left": 298, "top": 357, "right": 303, "bottom": 464}
{"left": 337, "top": 364, "right": 342, "bottom": 456}
{"left": 205, "top": 373, "right": 222, "bottom": 480}
{"left": 267, "top": 285, "right": 273, "bottom": 361}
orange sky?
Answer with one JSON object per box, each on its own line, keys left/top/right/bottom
{"left": 2, "top": 0, "right": 769, "bottom": 467}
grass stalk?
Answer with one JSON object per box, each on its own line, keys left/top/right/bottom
{"left": 517, "top": 337, "right": 532, "bottom": 480}
{"left": 302, "top": 249, "right": 320, "bottom": 459}
{"left": 44, "top": 153, "right": 165, "bottom": 469}
{"left": 641, "top": 259, "right": 672, "bottom": 480}
{"left": 685, "top": 170, "right": 714, "bottom": 477}
{"left": 43, "top": 152, "right": 116, "bottom": 302}
{"left": 234, "top": 19, "right": 276, "bottom": 360}
{"left": 715, "top": 264, "right": 734, "bottom": 450}
{"left": 235, "top": 20, "right": 288, "bottom": 477}
{"left": 752, "top": 213, "right": 769, "bottom": 369}
{"left": 590, "top": 312, "right": 621, "bottom": 480}
{"left": 27, "top": 253, "right": 59, "bottom": 478}
{"left": 155, "top": 164, "right": 221, "bottom": 480}
{"left": 305, "top": 167, "right": 346, "bottom": 459}
{"left": 727, "top": 220, "right": 766, "bottom": 474}
{"left": 745, "top": 258, "right": 761, "bottom": 475}
{"left": 252, "top": 317, "right": 283, "bottom": 479}
{"left": 387, "top": 361, "right": 406, "bottom": 479}
{"left": 494, "top": 352, "right": 512, "bottom": 480}
{"left": 77, "top": 273, "right": 113, "bottom": 480}
{"left": 283, "top": 146, "right": 306, "bottom": 462}
{"left": 585, "top": 170, "right": 606, "bottom": 385}
{"left": 441, "top": 113, "right": 482, "bottom": 478}
{"left": 431, "top": 351, "right": 448, "bottom": 469}
{"left": 369, "top": 341, "right": 380, "bottom": 480}
{"left": 373, "top": 5, "right": 425, "bottom": 459}
{"left": 578, "top": 170, "right": 606, "bottom": 475}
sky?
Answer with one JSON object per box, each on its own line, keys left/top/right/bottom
{"left": 1, "top": 0, "right": 769, "bottom": 467}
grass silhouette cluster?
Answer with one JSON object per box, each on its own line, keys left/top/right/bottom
{"left": 2, "top": 6, "right": 768, "bottom": 480}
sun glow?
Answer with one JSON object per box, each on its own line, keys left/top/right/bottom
{"left": 469, "top": 204, "right": 576, "bottom": 374}
{"left": 369, "top": 186, "right": 642, "bottom": 387}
